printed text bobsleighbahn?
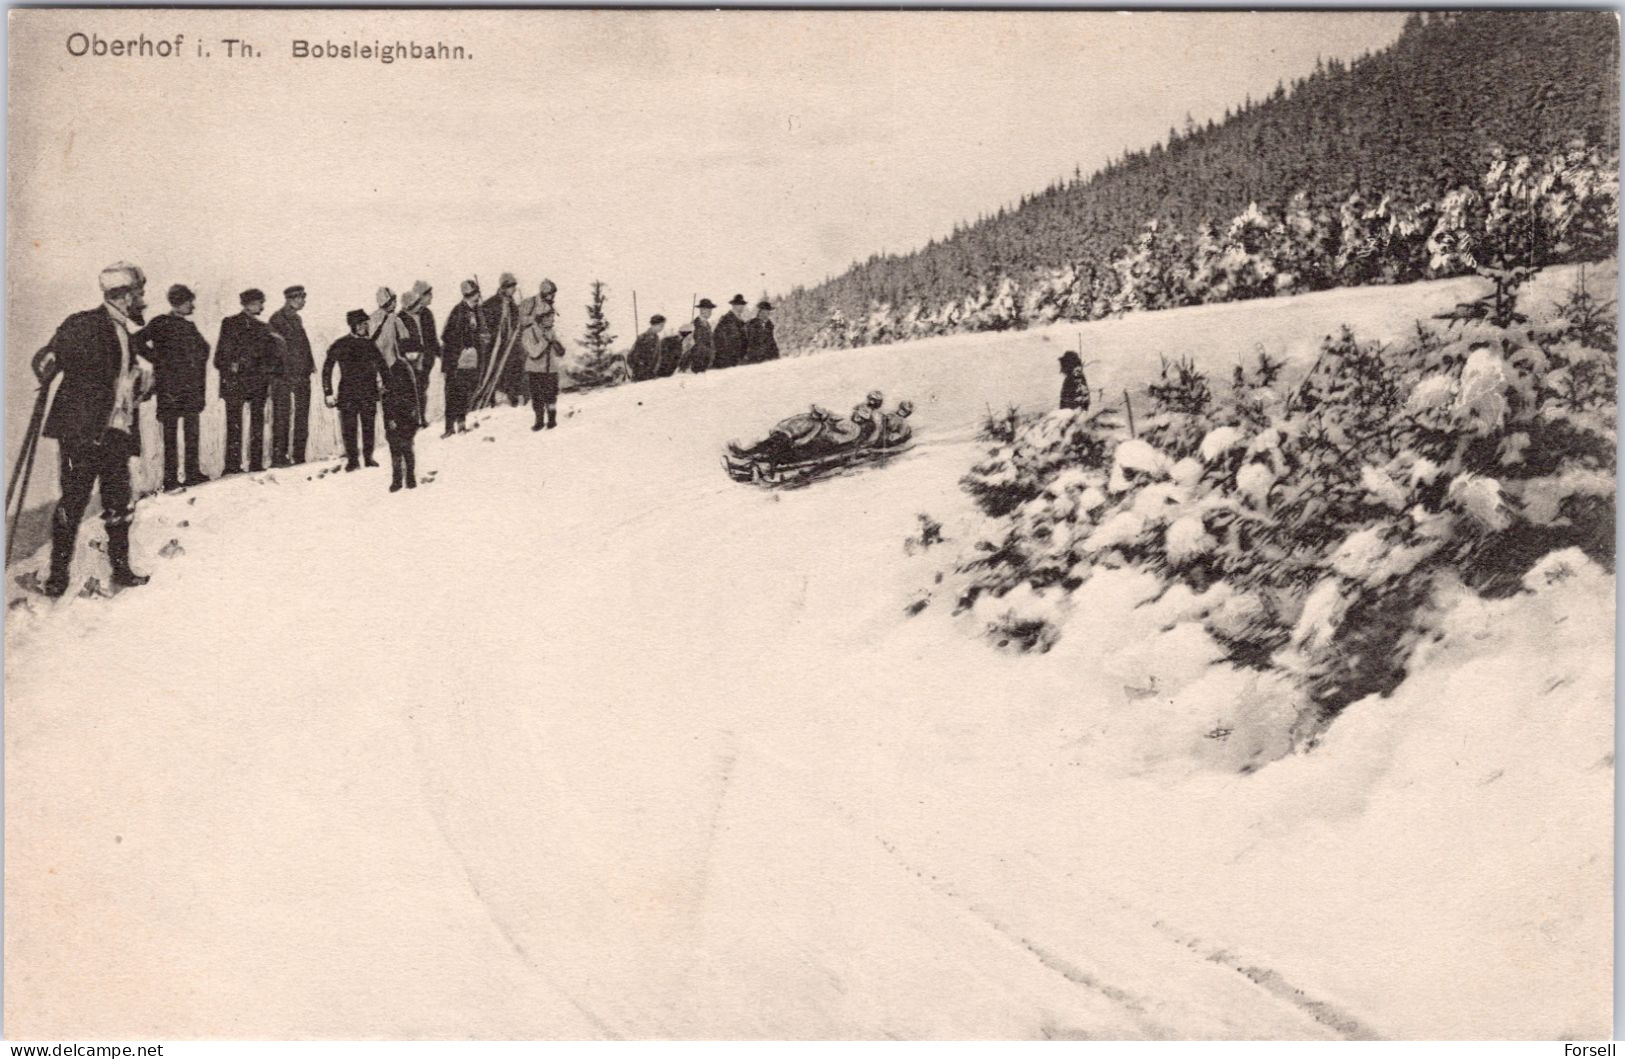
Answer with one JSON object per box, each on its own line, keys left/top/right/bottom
{"left": 292, "top": 39, "right": 470, "bottom": 62}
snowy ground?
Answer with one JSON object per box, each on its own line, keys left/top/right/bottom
{"left": 5, "top": 267, "right": 1613, "bottom": 1039}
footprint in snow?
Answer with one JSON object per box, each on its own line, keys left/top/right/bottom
{"left": 159, "top": 539, "right": 185, "bottom": 558}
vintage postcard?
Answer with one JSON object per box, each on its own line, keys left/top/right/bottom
{"left": 4, "top": 6, "right": 1617, "bottom": 1042}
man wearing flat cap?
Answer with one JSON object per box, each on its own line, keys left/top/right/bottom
{"left": 439, "top": 279, "right": 489, "bottom": 435}
{"left": 746, "top": 299, "right": 780, "bottom": 365}
{"left": 712, "top": 294, "right": 748, "bottom": 371}
{"left": 139, "top": 283, "right": 211, "bottom": 492}
{"left": 269, "top": 284, "right": 314, "bottom": 467}
{"left": 29, "top": 262, "right": 158, "bottom": 596}
{"left": 682, "top": 298, "right": 717, "bottom": 373}
{"left": 628, "top": 315, "right": 666, "bottom": 382}
{"left": 215, "top": 288, "right": 282, "bottom": 475}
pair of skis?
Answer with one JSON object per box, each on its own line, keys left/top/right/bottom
{"left": 470, "top": 301, "right": 522, "bottom": 411}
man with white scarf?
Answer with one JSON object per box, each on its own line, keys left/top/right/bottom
{"left": 30, "top": 262, "right": 157, "bottom": 597}
{"left": 369, "top": 286, "right": 410, "bottom": 367}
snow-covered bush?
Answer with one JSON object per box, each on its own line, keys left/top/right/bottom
{"left": 931, "top": 267, "right": 1617, "bottom": 750}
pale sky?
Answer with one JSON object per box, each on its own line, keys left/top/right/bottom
{"left": 8, "top": 9, "right": 1406, "bottom": 368}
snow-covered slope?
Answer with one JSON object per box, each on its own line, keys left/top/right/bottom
{"left": 5, "top": 267, "right": 1612, "bottom": 1039}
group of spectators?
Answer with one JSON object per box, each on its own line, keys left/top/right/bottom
{"left": 626, "top": 294, "right": 779, "bottom": 381}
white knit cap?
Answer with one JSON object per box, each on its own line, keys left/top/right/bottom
{"left": 99, "top": 263, "right": 140, "bottom": 293}
{"left": 376, "top": 286, "right": 395, "bottom": 308}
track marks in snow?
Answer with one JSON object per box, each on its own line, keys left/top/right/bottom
{"left": 1142, "top": 914, "right": 1381, "bottom": 1040}
{"left": 871, "top": 833, "right": 1171, "bottom": 1038}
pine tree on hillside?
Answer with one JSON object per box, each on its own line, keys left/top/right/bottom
{"left": 573, "top": 280, "right": 627, "bottom": 389}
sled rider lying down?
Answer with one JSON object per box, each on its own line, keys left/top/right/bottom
{"left": 729, "top": 391, "right": 912, "bottom": 464}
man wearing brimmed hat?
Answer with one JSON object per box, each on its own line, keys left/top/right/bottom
{"left": 399, "top": 281, "right": 440, "bottom": 414}
{"left": 268, "top": 284, "right": 313, "bottom": 466}
{"left": 439, "top": 279, "right": 488, "bottom": 435}
{"left": 681, "top": 298, "right": 717, "bottom": 373}
{"left": 478, "top": 272, "right": 525, "bottom": 407}
{"left": 29, "top": 262, "right": 158, "bottom": 596}
{"left": 628, "top": 315, "right": 666, "bottom": 383}
{"left": 139, "top": 283, "right": 211, "bottom": 491}
{"left": 215, "top": 287, "right": 282, "bottom": 475}
{"left": 322, "top": 309, "right": 387, "bottom": 471}
{"left": 712, "top": 294, "right": 748, "bottom": 371}
{"left": 746, "top": 299, "right": 780, "bottom": 365}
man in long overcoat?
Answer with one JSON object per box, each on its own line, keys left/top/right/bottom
{"left": 439, "top": 280, "right": 488, "bottom": 435}
{"left": 681, "top": 298, "right": 717, "bottom": 373}
{"left": 746, "top": 300, "right": 781, "bottom": 365}
{"left": 215, "top": 288, "right": 281, "bottom": 474}
{"left": 268, "top": 284, "right": 314, "bottom": 465}
{"left": 712, "top": 294, "right": 748, "bottom": 370}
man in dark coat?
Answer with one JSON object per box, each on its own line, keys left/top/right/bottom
{"left": 1058, "top": 350, "right": 1090, "bottom": 411}
{"left": 681, "top": 298, "right": 717, "bottom": 373}
{"left": 656, "top": 329, "right": 687, "bottom": 378}
{"left": 712, "top": 294, "right": 748, "bottom": 370}
{"left": 215, "top": 288, "right": 281, "bottom": 474}
{"left": 746, "top": 300, "right": 781, "bottom": 365}
{"left": 268, "top": 284, "right": 314, "bottom": 466}
{"left": 31, "top": 263, "right": 156, "bottom": 597}
{"left": 139, "top": 283, "right": 211, "bottom": 491}
{"left": 322, "top": 309, "right": 386, "bottom": 471}
{"left": 400, "top": 280, "right": 439, "bottom": 414}
{"left": 381, "top": 339, "right": 427, "bottom": 492}
{"left": 627, "top": 316, "right": 665, "bottom": 382}
{"left": 440, "top": 279, "right": 488, "bottom": 436}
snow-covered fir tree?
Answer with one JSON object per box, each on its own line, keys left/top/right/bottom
{"left": 572, "top": 280, "right": 627, "bottom": 389}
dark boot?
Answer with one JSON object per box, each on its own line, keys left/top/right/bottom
{"left": 547, "top": 405, "right": 558, "bottom": 430}
{"left": 389, "top": 453, "right": 404, "bottom": 493}
{"left": 41, "top": 513, "right": 78, "bottom": 598}
{"left": 405, "top": 450, "right": 417, "bottom": 489}
{"left": 106, "top": 523, "right": 149, "bottom": 589}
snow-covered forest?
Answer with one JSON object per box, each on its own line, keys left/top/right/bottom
{"left": 772, "top": 11, "right": 1618, "bottom": 351}
{"left": 792, "top": 143, "right": 1618, "bottom": 354}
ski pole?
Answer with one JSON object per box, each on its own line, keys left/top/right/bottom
{"left": 6, "top": 386, "right": 51, "bottom": 565}
{"left": 7, "top": 383, "right": 50, "bottom": 509}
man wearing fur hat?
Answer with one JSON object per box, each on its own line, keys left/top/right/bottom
{"left": 268, "top": 285, "right": 314, "bottom": 466}
{"left": 399, "top": 281, "right": 439, "bottom": 414}
{"left": 139, "top": 283, "right": 211, "bottom": 491}
{"left": 215, "top": 288, "right": 281, "bottom": 474}
{"left": 29, "top": 263, "right": 157, "bottom": 596}
{"left": 439, "top": 279, "right": 488, "bottom": 435}
{"left": 479, "top": 272, "right": 524, "bottom": 406}
{"left": 322, "top": 309, "right": 387, "bottom": 471}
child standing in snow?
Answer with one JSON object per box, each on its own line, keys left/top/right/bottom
{"left": 382, "top": 343, "right": 427, "bottom": 491}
